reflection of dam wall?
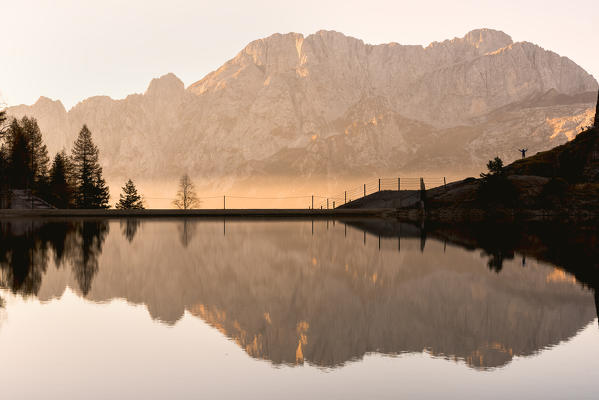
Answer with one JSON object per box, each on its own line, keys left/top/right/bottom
{"left": 30, "top": 219, "right": 596, "bottom": 370}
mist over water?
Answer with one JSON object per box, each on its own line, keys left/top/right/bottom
{"left": 125, "top": 174, "right": 467, "bottom": 209}
{"left": 0, "top": 218, "right": 598, "bottom": 398}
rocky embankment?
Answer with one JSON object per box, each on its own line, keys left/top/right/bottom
{"left": 348, "top": 126, "right": 599, "bottom": 221}
{"left": 426, "top": 126, "right": 599, "bottom": 221}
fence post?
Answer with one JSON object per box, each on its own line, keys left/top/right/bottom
{"left": 378, "top": 179, "right": 381, "bottom": 192}
{"left": 344, "top": 191, "right": 347, "bottom": 204}
{"left": 327, "top": 198, "right": 329, "bottom": 209}
{"left": 224, "top": 196, "right": 226, "bottom": 210}
{"left": 312, "top": 195, "right": 314, "bottom": 209}
{"left": 398, "top": 177, "right": 400, "bottom": 191}
{"left": 364, "top": 184, "right": 366, "bottom": 197}
{"left": 333, "top": 201, "right": 335, "bottom": 209}
{"left": 444, "top": 177, "right": 447, "bottom": 188}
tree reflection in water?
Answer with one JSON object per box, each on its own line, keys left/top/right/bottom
{"left": 0, "top": 218, "right": 597, "bottom": 370}
{"left": 120, "top": 218, "right": 141, "bottom": 243}
{"left": 178, "top": 218, "right": 195, "bottom": 248}
{"left": 0, "top": 219, "right": 109, "bottom": 297}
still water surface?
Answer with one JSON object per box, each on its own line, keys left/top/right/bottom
{"left": 0, "top": 218, "right": 598, "bottom": 399}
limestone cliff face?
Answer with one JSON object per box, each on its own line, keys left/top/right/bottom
{"left": 6, "top": 29, "right": 598, "bottom": 196}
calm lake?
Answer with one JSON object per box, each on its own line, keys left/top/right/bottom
{"left": 0, "top": 218, "right": 598, "bottom": 399}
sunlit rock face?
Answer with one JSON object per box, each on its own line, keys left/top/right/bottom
{"left": 6, "top": 29, "right": 598, "bottom": 194}
{"left": 2, "top": 220, "right": 592, "bottom": 370}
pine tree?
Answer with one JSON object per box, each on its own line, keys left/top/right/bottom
{"left": 21, "top": 117, "right": 49, "bottom": 195}
{"left": 4, "top": 117, "right": 50, "bottom": 193}
{"left": 115, "top": 179, "right": 145, "bottom": 209}
{"left": 71, "top": 125, "right": 110, "bottom": 209}
{"left": 0, "top": 110, "right": 6, "bottom": 136}
{"left": 6, "top": 118, "right": 30, "bottom": 188}
{"left": 594, "top": 90, "right": 599, "bottom": 128}
{"left": 49, "top": 151, "right": 74, "bottom": 208}
{"left": 0, "top": 113, "right": 12, "bottom": 207}
{"left": 91, "top": 169, "right": 110, "bottom": 209}
{"left": 0, "top": 145, "right": 8, "bottom": 208}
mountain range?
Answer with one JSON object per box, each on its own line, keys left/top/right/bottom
{"left": 6, "top": 28, "right": 598, "bottom": 202}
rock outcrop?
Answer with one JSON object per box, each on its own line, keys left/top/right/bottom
{"left": 6, "top": 29, "right": 598, "bottom": 201}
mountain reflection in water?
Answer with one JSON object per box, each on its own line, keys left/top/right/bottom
{"left": 0, "top": 218, "right": 597, "bottom": 370}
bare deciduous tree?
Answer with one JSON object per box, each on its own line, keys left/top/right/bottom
{"left": 173, "top": 174, "right": 200, "bottom": 210}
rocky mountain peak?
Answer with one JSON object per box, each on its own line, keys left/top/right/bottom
{"left": 33, "top": 96, "right": 67, "bottom": 113}
{"left": 146, "top": 73, "right": 185, "bottom": 97}
{"left": 463, "top": 28, "right": 513, "bottom": 53}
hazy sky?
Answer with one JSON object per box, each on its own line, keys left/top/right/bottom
{"left": 1, "top": 0, "right": 597, "bottom": 109}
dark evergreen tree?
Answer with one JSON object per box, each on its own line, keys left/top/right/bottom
{"left": 0, "top": 146, "right": 8, "bottom": 208}
{"left": 49, "top": 151, "right": 74, "bottom": 208}
{"left": 480, "top": 157, "right": 504, "bottom": 179}
{"left": 4, "top": 117, "right": 50, "bottom": 194}
{"left": 594, "top": 90, "right": 599, "bottom": 128}
{"left": 21, "top": 117, "right": 49, "bottom": 195}
{"left": 115, "top": 179, "right": 144, "bottom": 209}
{"left": 91, "top": 169, "right": 110, "bottom": 209}
{"left": 0, "top": 110, "right": 7, "bottom": 136}
{"left": 0, "top": 113, "right": 11, "bottom": 207}
{"left": 71, "top": 125, "right": 110, "bottom": 209}
{"left": 6, "top": 118, "right": 30, "bottom": 188}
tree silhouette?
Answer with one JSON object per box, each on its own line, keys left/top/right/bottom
{"left": 120, "top": 218, "right": 141, "bottom": 243}
{"left": 72, "top": 221, "right": 109, "bottom": 296}
{"left": 178, "top": 219, "right": 196, "bottom": 247}
{"left": 21, "top": 117, "right": 49, "bottom": 194}
{"left": 173, "top": 174, "right": 199, "bottom": 209}
{"left": 480, "top": 157, "right": 504, "bottom": 179}
{"left": 48, "top": 151, "right": 74, "bottom": 208}
{"left": 478, "top": 156, "right": 517, "bottom": 206}
{"left": 91, "top": 169, "right": 110, "bottom": 209}
{"left": 0, "top": 110, "right": 8, "bottom": 140}
{"left": 6, "top": 118, "right": 30, "bottom": 188}
{"left": 115, "top": 179, "right": 145, "bottom": 209}
{"left": 0, "top": 150, "right": 7, "bottom": 208}
{"left": 0, "top": 221, "right": 50, "bottom": 297}
{"left": 71, "top": 125, "right": 110, "bottom": 208}
{"left": 0, "top": 113, "right": 8, "bottom": 207}
{"left": 594, "top": 90, "right": 598, "bottom": 128}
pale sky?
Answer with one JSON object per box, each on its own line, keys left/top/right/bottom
{"left": 1, "top": 0, "right": 597, "bottom": 109}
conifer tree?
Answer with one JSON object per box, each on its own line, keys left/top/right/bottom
{"left": 91, "top": 169, "right": 110, "bottom": 209}
{"left": 594, "top": 90, "right": 599, "bottom": 128}
{"left": 0, "top": 110, "right": 7, "bottom": 136}
{"left": 5, "top": 117, "right": 50, "bottom": 193}
{"left": 115, "top": 179, "right": 144, "bottom": 209}
{"left": 0, "top": 145, "right": 7, "bottom": 208}
{"left": 71, "top": 125, "right": 110, "bottom": 209}
{"left": 0, "top": 111, "right": 6, "bottom": 206}
{"left": 21, "top": 117, "right": 49, "bottom": 195}
{"left": 49, "top": 151, "right": 74, "bottom": 208}
{"left": 7, "top": 118, "right": 30, "bottom": 188}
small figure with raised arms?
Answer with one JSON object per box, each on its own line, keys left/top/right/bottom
{"left": 518, "top": 148, "right": 528, "bottom": 159}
